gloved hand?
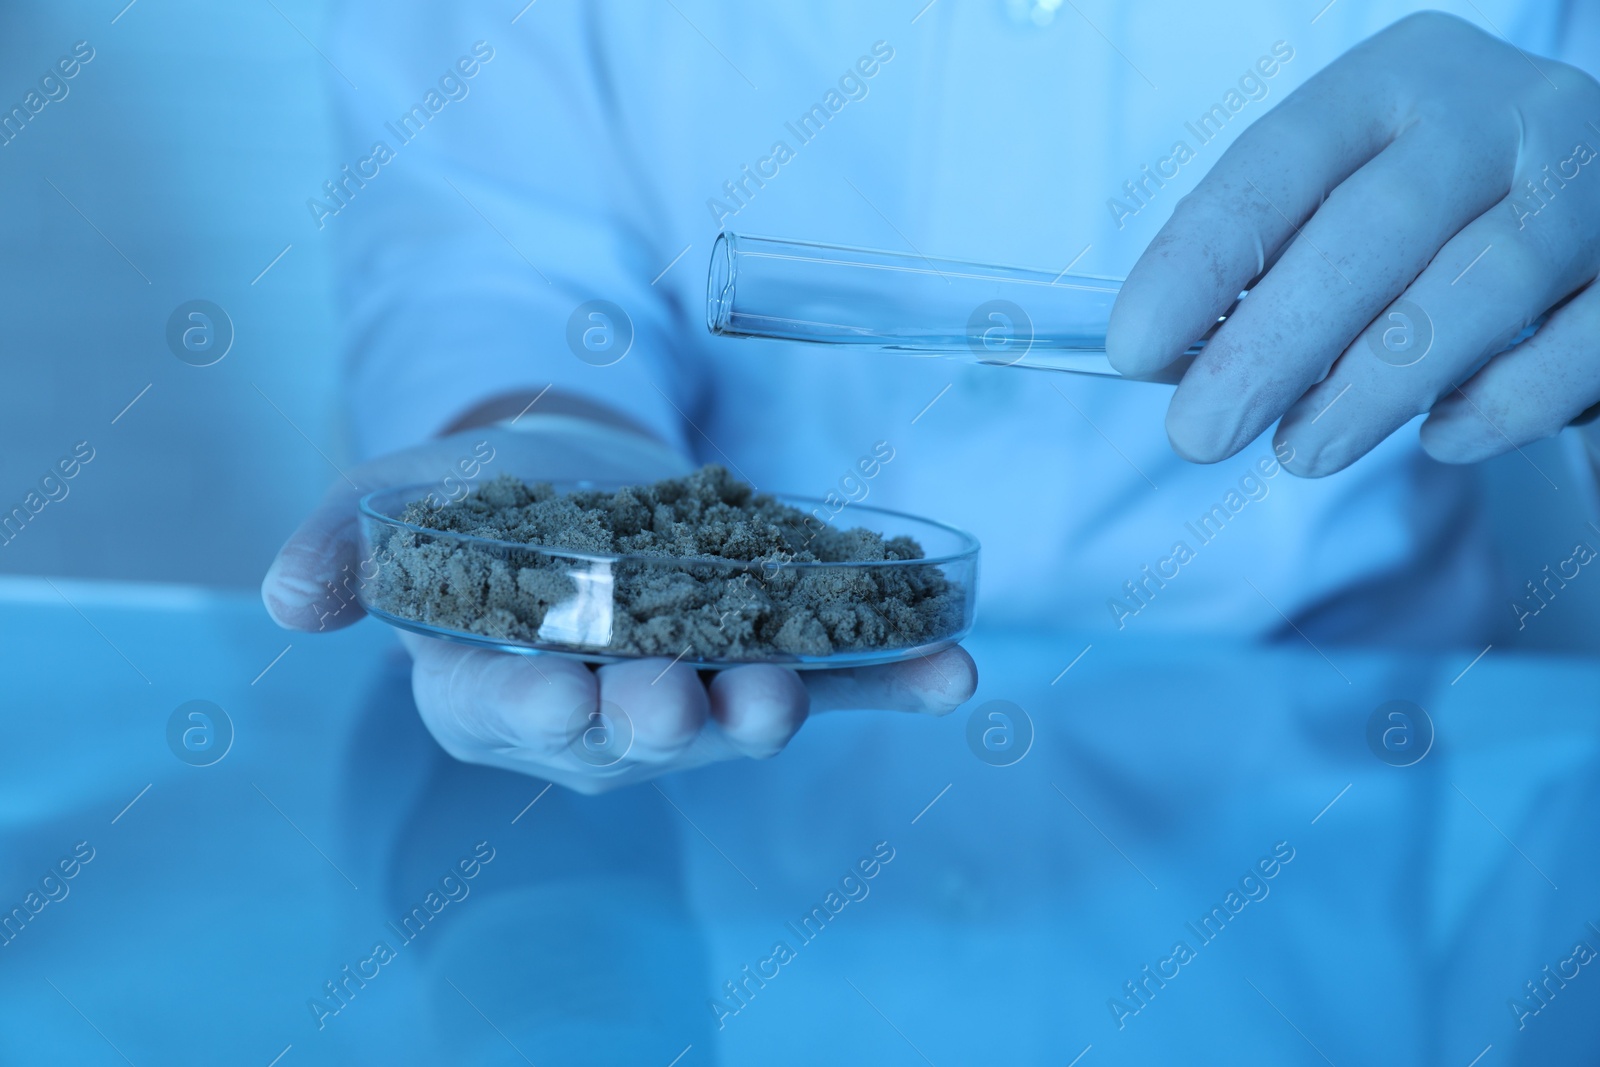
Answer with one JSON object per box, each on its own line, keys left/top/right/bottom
{"left": 1108, "top": 11, "right": 1600, "bottom": 475}
{"left": 261, "top": 416, "right": 976, "bottom": 794}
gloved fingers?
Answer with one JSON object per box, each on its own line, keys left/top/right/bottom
{"left": 1109, "top": 14, "right": 1548, "bottom": 414}
{"left": 261, "top": 478, "right": 371, "bottom": 632}
{"left": 803, "top": 645, "right": 977, "bottom": 716}
{"left": 409, "top": 638, "right": 599, "bottom": 765}
{"left": 593, "top": 657, "right": 711, "bottom": 764}
{"left": 405, "top": 638, "right": 974, "bottom": 788}
{"left": 707, "top": 665, "right": 809, "bottom": 759}
{"left": 1163, "top": 121, "right": 1515, "bottom": 464}
{"left": 1275, "top": 189, "right": 1600, "bottom": 476}
{"left": 1106, "top": 45, "right": 1399, "bottom": 378}
{"left": 406, "top": 637, "right": 747, "bottom": 791}
{"left": 1421, "top": 278, "right": 1600, "bottom": 463}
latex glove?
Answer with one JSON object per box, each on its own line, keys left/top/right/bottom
{"left": 1108, "top": 12, "right": 1600, "bottom": 475}
{"left": 261, "top": 417, "right": 976, "bottom": 794}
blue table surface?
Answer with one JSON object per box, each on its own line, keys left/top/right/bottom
{"left": 1, "top": 579, "right": 1597, "bottom": 1066}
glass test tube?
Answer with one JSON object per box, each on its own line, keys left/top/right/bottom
{"left": 706, "top": 233, "right": 1239, "bottom": 382}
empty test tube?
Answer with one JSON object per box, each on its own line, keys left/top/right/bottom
{"left": 706, "top": 232, "right": 1239, "bottom": 382}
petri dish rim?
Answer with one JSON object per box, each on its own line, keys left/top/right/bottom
{"left": 357, "top": 482, "right": 982, "bottom": 572}
{"left": 357, "top": 599, "right": 971, "bottom": 669}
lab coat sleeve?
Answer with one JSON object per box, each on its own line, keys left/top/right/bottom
{"left": 326, "top": 2, "right": 702, "bottom": 460}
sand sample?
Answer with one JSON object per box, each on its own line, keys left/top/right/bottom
{"left": 363, "top": 465, "right": 966, "bottom": 660}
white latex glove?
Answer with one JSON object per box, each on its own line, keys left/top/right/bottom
{"left": 261, "top": 416, "right": 976, "bottom": 794}
{"left": 1108, "top": 12, "right": 1600, "bottom": 475}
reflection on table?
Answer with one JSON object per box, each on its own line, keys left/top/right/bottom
{"left": 0, "top": 579, "right": 1595, "bottom": 1065}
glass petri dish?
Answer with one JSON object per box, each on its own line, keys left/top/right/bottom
{"left": 355, "top": 483, "right": 979, "bottom": 669}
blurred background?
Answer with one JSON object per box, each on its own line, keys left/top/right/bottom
{"left": 0, "top": 0, "right": 338, "bottom": 590}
